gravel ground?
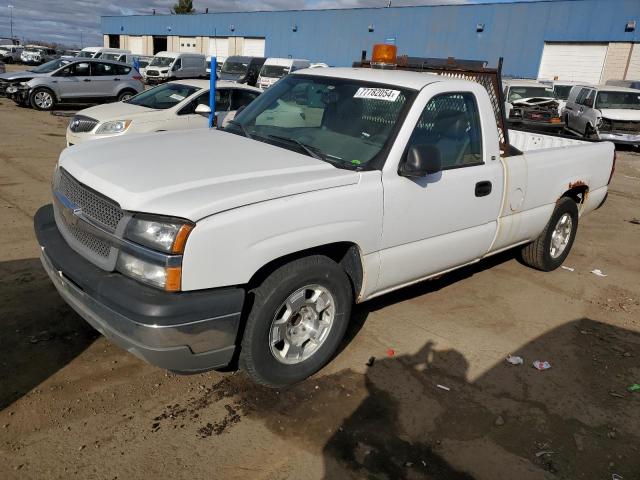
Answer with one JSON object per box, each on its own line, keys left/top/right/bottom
{"left": 0, "top": 82, "right": 639, "bottom": 479}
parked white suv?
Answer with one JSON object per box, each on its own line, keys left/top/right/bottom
{"left": 564, "top": 85, "right": 640, "bottom": 145}
{"left": 0, "top": 45, "right": 23, "bottom": 63}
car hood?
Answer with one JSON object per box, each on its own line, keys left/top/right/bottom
{"left": 73, "top": 102, "right": 157, "bottom": 123}
{"left": 0, "top": 70, "right": 48, "bottom": 81}
{"left": 58, "top": 129, "right": 359, "bottom": 221}
{"left": 599, "top": 109, "right": 640, "bottom": 121}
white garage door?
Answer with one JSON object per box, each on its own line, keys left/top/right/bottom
{"left": 626, "top": 44, "right": 640, "bottom": 80}
{"left": 243, "top": 38, "right": 265, "bottom": 57}
{"left": 179, "top": 37, "right": 198, "bottom": 53}
{"left": 128, "top": 36, "right": 144, "bottom": 55}
{"left": 538, "top": 43, "right": 608, "bottom": 84}
{"left": 208, "top": 37, "right": 229, "bottom": 62}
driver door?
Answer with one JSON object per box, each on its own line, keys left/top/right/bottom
{"left": 55, "top": 62, "right": 92, "bottom": 100}
{"left": 376, "top": 86, "right": 504, "bottom": 293}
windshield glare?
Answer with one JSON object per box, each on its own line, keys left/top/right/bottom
{"left": 222, "top": 61, "right": 248, "bottom": 75}
{"left": 508, "top": 86, "right": 554, "bottom": 102}
{"left": 596, "top": 91, "right": 640, "bottom": 110}
{"left": 125, "top": 83, "right": 200, "bottom": 109}
{"left": 227, "top": 75, "right": 413, "bottom": 168}
{"left": 150, "top": 56, "right": 174, "bottom": 67}
{"left": 30, "top": 58, "right": 70, "bottom": 73}
{"left": 260, "top": 65, "right": 289, "bottom": 78}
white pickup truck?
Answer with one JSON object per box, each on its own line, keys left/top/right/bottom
{"left": 35, "top": 67, "right": 615, "bottom": 387}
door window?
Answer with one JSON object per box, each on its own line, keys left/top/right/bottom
{"left": 583, "top": 89, "right": 596, "bottom": 108}
{"left": 91, "top": 62, "right": 117, "bottom": 76}
{"left": 173, "top": 58, "right": 182, "bottom": 70}
{"left": 575, "top": 88, "right": 590, "bottom": 105}
{"left": 231, "top": 89, "right": 259, "bottom": 110}
{"left": 406, "top": 92, "right": 483, "bottom": 170}
{"left": 59, "top": 62, "right": 90, "bottom": 77}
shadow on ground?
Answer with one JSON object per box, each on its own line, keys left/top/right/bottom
{"left": 0, "top": 258, "right": 98, "bottom": 410}
{"left": 153, "top": 317, "right": 639, "bottom": 479}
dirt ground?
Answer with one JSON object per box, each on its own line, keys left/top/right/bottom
{"left": 0, "top": 71, "right": 639, "bottom": 479}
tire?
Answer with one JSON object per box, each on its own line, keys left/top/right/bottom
{"left": 30, "top": 88, "right": 56, "bottom": 111}
{"left": 584, "top": 124, "right": 596, "bottom": 140}
{"left": 117, "top": 90, "right": 135, "bottom": 102}
{"left": 240, "top": 255, "right": 353, "bottom": 388}
{"left": 520, "top": 197, "right": 579, "bottom": 271}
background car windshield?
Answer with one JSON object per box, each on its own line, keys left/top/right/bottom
{"left": 30, "top": 58, "right": 70, "bottom": 73}
{"left": 150, "top": 57, "right": 174, "bottom": 67}
{"left": 222, "top": 61, "right": 248, "bottom": 74}
{"left": 260, "top": 65, "right": 289, "bottom": 78}
{"left": 508, "top": 86, "right": 554, "bottom": 102}
{"left": 126, "top": 83, "right": 200, "bottom": 109}
{"left": 77, "top": 51, "right": 94, "bottom": 58}
{"left": 228, "top": 75, "right": 413, "bottom": 167}
{"left": 595, "top": 91, "right": 640, "bottom": 110}
{"left": 553, "top": 85, "right": 573, "bottom": 100}
{"left": 101, "top": 53, "right": 121, "bottom": 61}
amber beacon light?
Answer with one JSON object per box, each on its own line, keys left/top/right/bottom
{"left": 371, "top": 44, "right": 398, "bottom": 68}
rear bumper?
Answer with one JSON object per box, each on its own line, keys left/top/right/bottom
{"left": 597, "top": 132, "right": 640, "bottom": 145}
{"left": 35, "top": 204, "right": 245, "bottom": 373}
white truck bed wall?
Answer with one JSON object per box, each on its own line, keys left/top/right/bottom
{"left": 508, "top": 129, "right": 587, "bottom": 151}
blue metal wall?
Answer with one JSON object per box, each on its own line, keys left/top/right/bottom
{"left": 102, "top": 0, "right": 640, "bottom": 78}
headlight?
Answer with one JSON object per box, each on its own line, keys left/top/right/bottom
{"left": 95, "top": 120, "right": 132, "bottom": 135}
{"left": 124, "top": 214, "right": 194, "bottom": 254}
{"left": 116, "top": 251, "right": 182, "bottom": 291}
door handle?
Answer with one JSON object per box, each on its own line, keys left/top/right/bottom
{"left": 475, "top": 181, "right": 492, "bottom": 197}
{"left": 83, "top": 79, "right": 91, "bottom": 82}
{"left": 113, "top": 78, "right": 120, "bottom": 81}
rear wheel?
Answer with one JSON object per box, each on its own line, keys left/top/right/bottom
{"left": 585, "top": 124, "right": 597, "bottom": 140}
{"left": 117, "top": 90, "right": 135, "bottom": 102}
{"left": 240, "top": 255, "right": 352, "bottom": 388}
{"left": 520, "top": 197, "right": 579, "bottom": 271}
{"left": 30, "top": 88, "right": 55, "bottom": 111}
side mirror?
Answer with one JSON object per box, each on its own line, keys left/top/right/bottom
{"left": 195, "top": 104, "right": 211, "bottom": 116}
{"left": 399, "top": 144, "right": 442, "bottom": 177}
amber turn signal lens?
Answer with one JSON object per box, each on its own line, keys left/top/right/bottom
{"left": 165, "top": 267, "right": 182, "bottom": 292}
{"left": 372, "top": 44, "right": 398, "bottom": 65}
{"left": 551, "top": 117, "right": 561, "bottom": 124}
{"left": 172, "top": 224, "right": 194, "bottom": 254}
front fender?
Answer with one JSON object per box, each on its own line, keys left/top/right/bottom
{"left": 181, "top": 173, "right": 383, "bottom": 291}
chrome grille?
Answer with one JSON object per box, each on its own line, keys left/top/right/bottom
{"left": 58, "top": 168, "right": 123, "bottom": 231}
{"left": 57, "top": 208, "right": 111, "bottom": 258}
{"left": 69, "top": 115, "right": 99, "bottom": 133}
{"left": 610, "top": 120, "right": 640, "bottom": 133}
{"left": 145, "top": 70, "right": 159, "bottom": 77}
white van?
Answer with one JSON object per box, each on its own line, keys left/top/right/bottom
{"left": 78, "top": 47, "right": 132, "bottom": 61}
{"left": 257, "top": 58, "right": 310, "bottom": 89}
{"left": 144, "top": 52, "right": 207, "bottom": 84}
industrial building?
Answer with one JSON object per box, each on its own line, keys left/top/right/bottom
{"left": 101, "top": 0, "right": 640, "bottom": 83}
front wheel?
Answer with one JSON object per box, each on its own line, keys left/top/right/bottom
{"left": 240, "top": 255, "right": 353, "bottom": 388}
{"left": 520, "top": 197, "right": 579, "bottom": 271}
{"left": 30, "top": 88, "right": 55, "bottom": 111}
{"left": 117, "top": 90, "right": 135, "bottom": 102}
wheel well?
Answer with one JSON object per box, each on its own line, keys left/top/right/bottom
{"left": 247, "top": 242, "right": 364, "bottom": 299}
{"left": 562, "top": 185, "right": 589, "bottom": 206}
{"left": 118, "top": 88, "right": 137, "bottom": 97}
{"left": 30, "top": 86, "right": 57, "bottom": 101}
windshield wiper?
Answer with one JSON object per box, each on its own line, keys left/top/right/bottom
{"left": 227, "top": 120, "right": 253, "bottom": 139}
{"left": 266, "top": 134, "right": 325, "bottom": 161}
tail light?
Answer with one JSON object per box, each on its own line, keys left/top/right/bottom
{"left": 132, "top": 75, "right": 143, "bottom": 81}
{"left": 608, "top": 149, "right": 616, "bottom": 185}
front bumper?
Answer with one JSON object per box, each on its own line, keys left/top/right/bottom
{"left": 597, "top": 131, "right": 640, "bottom": 145}
{"left": 5, "top": 85, "right": 30, "bottom": 104}
{"left": 35, "top": 204, "right": 245, "bottom": 373}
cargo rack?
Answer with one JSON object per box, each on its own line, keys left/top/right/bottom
{"left": 353, "top": 55, "right": 511, "bottom": 154}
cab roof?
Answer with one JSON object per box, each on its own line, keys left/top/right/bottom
{"left": 294, "top": 67, "right": 450, "bottom": 90}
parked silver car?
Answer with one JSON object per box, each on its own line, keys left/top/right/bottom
{"left": 6, "top": 58, "right": 145, "bottom": 111}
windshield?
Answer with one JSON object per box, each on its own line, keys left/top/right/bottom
{"left": 553, "top": 85, "right": 573, "bottom": 100}
{"left": 24, "top": 48, "right": 46, "bottom": 54}
{"left": 221, "top": 60, "right": 248, "bottom": 75}
{"left": 77, "top": 50, "right": 95, "bottom": 58}
{"left": 29, "top": 58, "right": 71, "bottom": 73}
{"left": 126, "top": 82, "right": 200, "bottom": 109}
{"left": 226, "top": 75, "right": 414, "bottom": 169}
{"left": 595, "top": 91, "right": 640, "bottom": 110}
{"left": 150, "top": 56, "right": 174, "bottom": 68}
{"left": 508, "top": 86, "right": 554, "bottom": 102}
{"left": 260, "top": 65, "right": 289, "bottom": 78}
{"left": 101, "top": 53, "right": 122, "bottom": 61}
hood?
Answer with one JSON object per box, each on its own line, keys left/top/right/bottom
{"left": 0, "top": 70, "right": 48, "bottom": 81}
{"left": 58, "top": 129, "right": 359, "bottom": 221}
{"left": 73, "top": 102, "right": 156, "bottom": 123}
{"left": 599, "top": 109, "right": 640, "bottom": 121}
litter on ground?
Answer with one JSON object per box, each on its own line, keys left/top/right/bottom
{"left": 628, "top": 384, "right": 640, "bottom": 393}
{"left": 561, "top": 266, "right": 575, "bottom": 272}
{"left": 591, "top": 269, "right": 608, "bottom": 277}
{"left": 436, "top": 384, "right": 450, "bottom": 391}
{"left": 506, "top": 355, "right": 524, "bottom": 365}
{"left": 532, "top": 360, "right": 552, "bottom": 371}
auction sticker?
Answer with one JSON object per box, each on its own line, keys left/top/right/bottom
{"left": 354, "top": 88, "right": 400, "bottom": 102}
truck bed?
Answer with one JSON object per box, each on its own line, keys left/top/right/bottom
{"left": 508, "top": 128, "right": 587, "bottom": 152}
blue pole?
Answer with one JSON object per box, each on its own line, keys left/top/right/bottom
{"left": 209, "top": 57, "right": 217, "bottom": 128}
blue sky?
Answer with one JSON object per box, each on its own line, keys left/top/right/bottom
{"left": 1, "top": 0, "right": 570, "bottom": 47}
